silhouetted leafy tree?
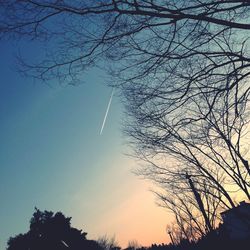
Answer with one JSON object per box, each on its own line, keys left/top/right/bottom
{"left": 7, "top": 208, "right": 102, "bottom": 250}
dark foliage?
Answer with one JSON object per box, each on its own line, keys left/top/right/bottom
{"left": 7, "top": 208, "right": 102, "bottom": 250}
{"left": 139, "top": 230, "right": 250, "bottom": 250}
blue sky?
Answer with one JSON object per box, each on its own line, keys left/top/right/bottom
{"left": 0, "top": 40, "right": 170, "bottom": 249}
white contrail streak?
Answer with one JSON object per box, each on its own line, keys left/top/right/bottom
{"left": 100, "top": 88, "right": 114, "bottom": 135}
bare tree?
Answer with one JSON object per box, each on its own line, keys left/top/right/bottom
{"left": 125, "top": 85, "right": 249, "bottom": 239}
{"left": 0, "top": 1, "right": 250, "bottom": 106}
{"left": 1, "top": 1, "right": 249, "bottom": 138}
{"left": 97, "top": 235, "right": 120, "bottom": 250}
{"left": 127, "top": 240, "right": 141, "bottom": 250}
{"left": 157, "top": 169, "right": 227, "bottom": 242}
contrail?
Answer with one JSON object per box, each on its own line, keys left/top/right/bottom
{"left": 100, "top": 88, "right": 114, "bottom": 135}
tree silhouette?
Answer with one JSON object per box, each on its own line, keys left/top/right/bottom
{"left": 128, "top": 88, "right": 250, "bottom": 240}
{"left": 97, "top": 235, "right": 121, "bottom": 250}
{"left": 7, "top": 208, "right": 102, "bottom": 250}
{"left": 0, "top": 1, "right": 250, "bottom": 110}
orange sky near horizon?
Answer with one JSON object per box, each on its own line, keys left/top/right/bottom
{"left": 67, "top": 156, "right": 173, "bottom": 249}
{"left": 90, "top": 181, "right": 172, "bottom": 248}
{"left": 78, "top": 187, "right": 171, "bottom": 248}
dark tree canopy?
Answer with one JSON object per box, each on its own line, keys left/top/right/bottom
{"left": 7, "top": 208, "right": 102, "bottom": 250}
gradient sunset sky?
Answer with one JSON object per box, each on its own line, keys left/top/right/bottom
{"left": 0, "top": 40, "right": 171, "bottom": 249}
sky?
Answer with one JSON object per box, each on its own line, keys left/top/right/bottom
{"left": 0, "top": 40, "right": 171, "bottom": 249}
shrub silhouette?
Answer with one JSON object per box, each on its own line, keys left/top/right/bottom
{"left": 7, "top": 208, "right": 102, "bottom": 250}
